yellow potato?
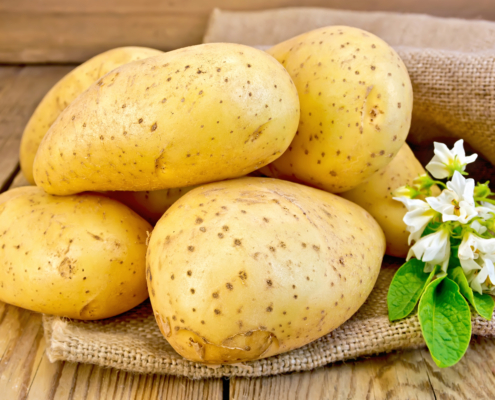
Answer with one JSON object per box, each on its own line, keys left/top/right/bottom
{"left": 0, "top": 187, "right": 151, "bottom": 320}
{"left": 147, "top": 177, "right": 385, "bottom": 363}
{"left": 262, "top": 26, "right": 413, "bottom": 193}
{"left": 340, "top": 144, "right": 437, "bottom": 257}
{"left": 0, "top": 186, "right": 39, "bottom": 205}
{"left": 20, "top": 47, "right": 163, "bottom": 184}
{"left": 34, "top": 43, "right": 300, "bottom": 195}
{"left": 103, "top": 187, "right": 196, "bottom": 225}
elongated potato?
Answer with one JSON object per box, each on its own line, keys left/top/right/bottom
{"left": 262, "top": 26, "right": 413, "bottom": 193}
{"left": 34, "top": 43, "right": 300, "bottom": 195}
{"left": 0, "top": 187, "right": 151, "bottom": 319}
{"left": 340, "top": 144, "right": 437, "bottom": 257}
{"left": 20, "top": 47, "right": 163, "bottom": 184}
{"left": 147, "top": 177, "right": 385, "bottom": 363}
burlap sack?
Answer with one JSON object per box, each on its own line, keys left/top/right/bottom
{"left": 43, "top": 257, "right": 495, "bottom": 378}
{"left": 43, "top": 8, "right": 495, "bottom": 378}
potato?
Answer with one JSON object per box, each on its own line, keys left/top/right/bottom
{"left": 0, "top": 187, "right": 151, "bottom": 319}
{"left": 0, "top": 186, "right": 40, "bottom": 205}
{"left": 340, "top": 144, "right": 437, "bottom": 257}
{"left": 33, "top": 43, "right": 300, "bottom": 195}
{"left": 20, "top": 47, "right": 163, "bottom": 184}
{"left": 261, "top": 26, "right": 413, "bottom": 193}
{"left": 147, "top": 177, "right": 385, "bottom": 363}
{"left": 103, "top": 186, "right": 196, "bottom": 225}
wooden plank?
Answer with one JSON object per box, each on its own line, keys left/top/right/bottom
{"left": 3, "top": 0, "right": 492, "bottom": 15}
{"left": 0, "top": 12, "right": 205, "bottom": 64}
{"left": 230, "top": 348, "right": 436, "bottom": 400}
{"left": 230, "top": 338, "right": 495, "bottom": 400}
{"left": 420, "top": 336, "right": 495, "bottom": 399}
{"left": 0, "top": 0, "right": 494, "bottom": 63}
{"left": 0, "top": 301, "right": 223, "bottom": 400}
{"left": 0, "top": 66, "right": 72, "bottom": 192}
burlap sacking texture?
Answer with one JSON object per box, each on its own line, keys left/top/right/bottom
{"left": 43, "top": 258, "right": 495, "bottom": 378}
{"left": 43, "top": 8, "right": 495, "bottom": 378}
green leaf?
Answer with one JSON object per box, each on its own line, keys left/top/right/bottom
{"left": 387, "top": 259, "right": 437, "bottom": 321}
{"left": 419, "top": 277, "right": 472, "bottom": 368}
{"left": 421, "top": 222, "right": 440, "bottom": 238}
{"left": 473, "top": 292, "right": 495, "bottom": 319}
{"left": 448, "top": 267, "right": 494, "bottom": 320}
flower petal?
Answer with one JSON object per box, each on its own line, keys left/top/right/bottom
{"left": 425, "top": 161, "right": 450, "bottom": 179}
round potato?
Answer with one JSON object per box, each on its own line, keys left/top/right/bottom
{"left": 0, "top": 186, "right": 40, "bottom": 205}
{"left": 20, "top": 46, "right": 163, "bottom": 184}
{"left": 0, "top": 187, "right": 151, "bottom": 319}
{"left": 340, "top": 144, "right": 439, "bottom": 257}
{"left": 103, "top": 186, "right": 196, "bottom": 225}
{"left": 147, "top": 177, "right": 385, "bottom": 363}
{"left": 262, "top": 26, "right": 413, "bottom": 193}
{"left": 33, "top": 43, "right": 300, "bottom": 195}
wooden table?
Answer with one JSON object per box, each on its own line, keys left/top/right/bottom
{"left": 1, "top": 65, "right": 495, "bottom": 400}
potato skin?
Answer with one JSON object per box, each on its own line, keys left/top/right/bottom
{"left": 20, "top": 47, "right": 163, "bottom": 184}
{"left": 34, "top": 43, "right": 300, "bottom": 195}
{"left": 340, "top": 144, "right": 437, "bottom": 257}
{"left": 147, "top": 177, "right": 385, "bottom": 363}
{"left": 0, "top": 187, "right": 151, "bottom": 320}
{"left": 103, "top": 187, "right": 196, "bottom": 225}
{"left": 262, "top": 26, "right": 413, "bottom": 193}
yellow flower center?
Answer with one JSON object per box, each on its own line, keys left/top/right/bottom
{"left": 452, "top": 199, "right": 461, "bottom": 216}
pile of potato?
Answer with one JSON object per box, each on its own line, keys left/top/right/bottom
{"left": 0, "top": 26, "right": 427, "bottom": 364}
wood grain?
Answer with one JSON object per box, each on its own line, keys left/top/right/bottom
{"left": 0, "top": 66, "right": 72, "bottom": 191}
{"left": 0, "top": 0, "right": 494, "bottom": 63}
{"left": 0, "top": 303, "right": 223, "bottom": 400}
{"left": 230, "top": 337, "right": 495, "bottom": 399}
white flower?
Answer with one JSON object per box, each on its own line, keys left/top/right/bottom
{"left": 426, "top": 171, "right": 477, "bottom": 224}
{"left": 391, "top": 185, "right": 415, "bottom": 198}
{"left": 458, "top": 233, "right": 495, "bottom": 294}
{"left": 468, "top": 259, "right": 495, "bottom": 294}
{"left": 393, "top": 197, "right": 436, "bottom": 244}
{"left": 407, "top": 229, "right": 450, "bottom": 272}
{"left": 476, "top": 201, "right": 495, "bottom": 221}
{"left": 426, "top": 139, "right": 477, "bottom": 179}
{"left": 458, "top": 233, "right": 495, "bottom": 271}
{"left": 470, "top": 220, "right": 487, "bottom": 235}
{"left": 480, "top": 277, "right": 495, "bottom": 295}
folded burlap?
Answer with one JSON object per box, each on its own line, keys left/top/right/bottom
{"left": 205, "top": 8, "right": 495, "bottom": 165}
{"left": 43, "top": 8, "right": 495, "bottom": 378}
{"left": 43, "top": 257, "right": 495, "bottom": 378}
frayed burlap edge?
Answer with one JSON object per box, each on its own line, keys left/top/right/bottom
{"left": 42, "top": 262, "right": 495, "bottom": 379}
